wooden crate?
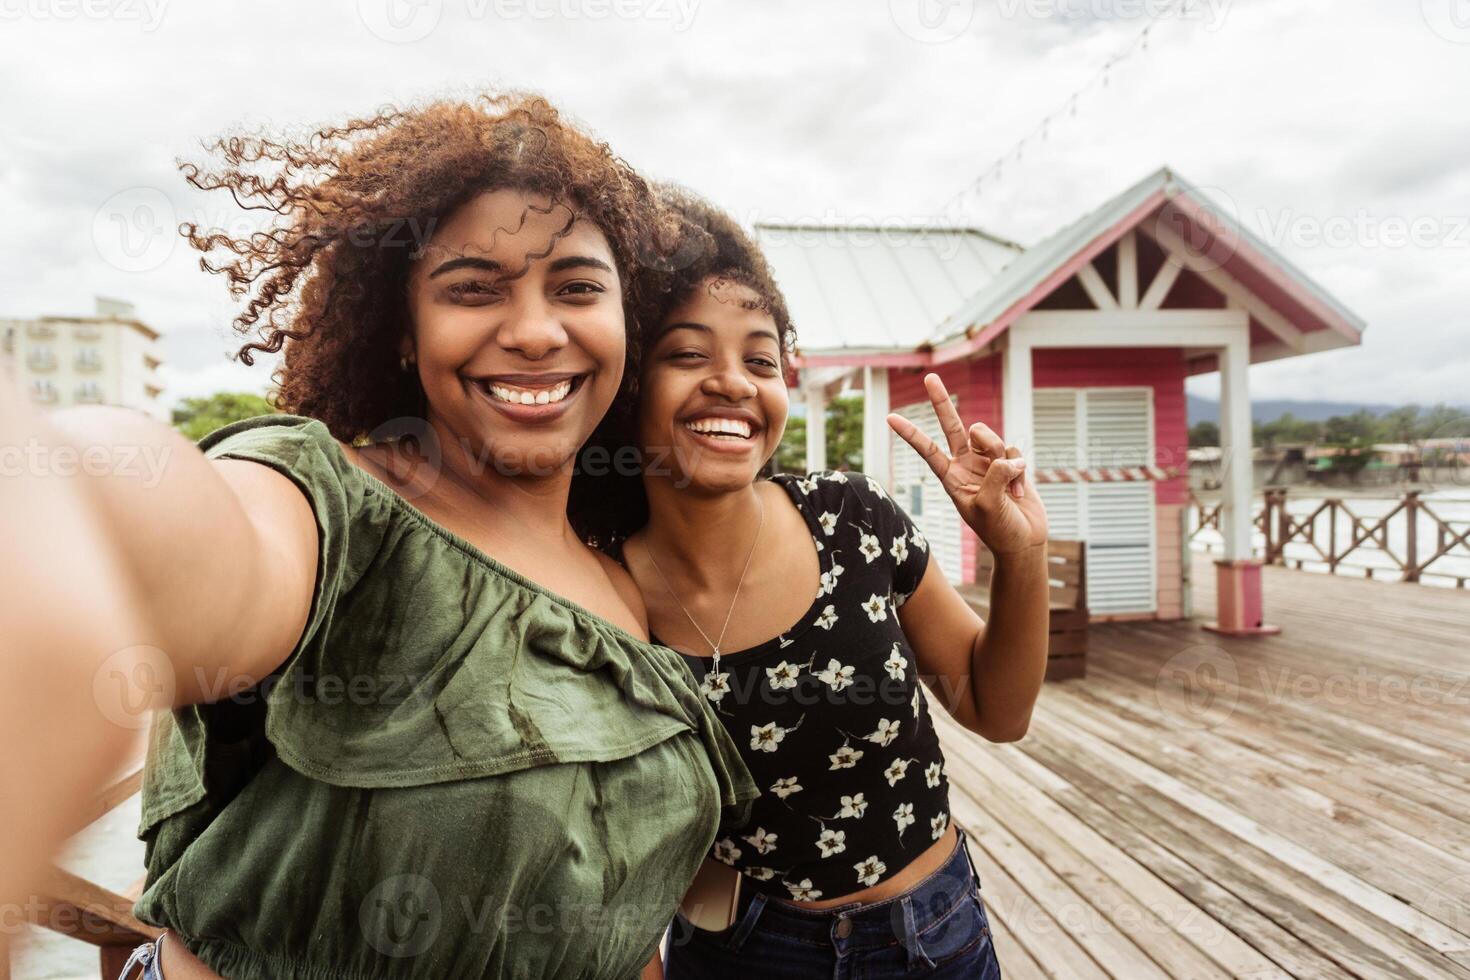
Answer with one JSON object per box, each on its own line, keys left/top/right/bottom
{"left": 958, "top": 539, "right": 1088, "bottom": 681}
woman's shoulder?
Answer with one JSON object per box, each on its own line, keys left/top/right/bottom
{"left": 776, "top": 469, "right": 889, "bottom": 508}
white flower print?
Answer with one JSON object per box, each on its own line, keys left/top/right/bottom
{"left": 829, "top": 744, "right": 864, "bottom": 770}
{"left": 771, "top": 776, "right": 803, "bottom": 799}
{"left": 912, "top": 686, "right": 922, "bottom": 719}
{"left": 825, "top": 471, "right": 848, "bottom": 483}
{"left": 700, "top": 670, "right": 731, "bottom": 704}
{"left": 859, "top": 532, "right": 882, "bottom": 563}
{"left": 890, "top": 534, "right": 910, "bottom": 565}
{"left": 766, "top": 660, "right": 801, "bottom": 690}
{"left": 817, "top": 561, "right": 845, "bottom": 597}
{"left": 865, "top": 718, "right": 901, "bottom": 747}
{"left": 744, "top": 867, "right": 776, "bottom": 881}
{"left": 815, "top": 604, "right": 838, "bottom": 630}
{"left": 836, "top": 793, "right": 868, "bottom": 819}
{"left": 750, "top": 721, "right": 790, "bottom": 753}
{"left": 712, "top": 838, "right": 741, "bottom": 865}
{"left": 815, "top": 540, "right": 824, "bottom": 552}
{"left": 743, "top": 827, "right": 778, "bottom": 855}
{"left": 925, "top": 761, "right": 943, "bottom": 788}
{"left": 865, "top": 476, "right": 887, "bottom": 499}
{"left": 883, "top": 758, "right": 910, "bottom": 787}
{"left": 786, "top": 878, "right": 822, "bottom": 901}
{"left": 910, "top": 526, "right": 928, "bottom": 551}
{"left": 894, "top": 802, "right": 915, "bottom": 835}
{"left": 853, "top": 855, "right": 887, "bottom": 887}
{"left": 815, "top": 657, "right": 855, "bottom": 691}
{"left": 818, "top": 511, "right": 838, "bottom": 536}
{"left": 816, "top": 828, "right": 847, "bottom": 857}
{"left": 862, "top": 593, "right": 888, "bottom": 622}
{"left": 931, "top": 812, "right": 949, "bottom": 840}
{"left": 797, "top": 475, "right": 819, "bottom": 494}
{"left": 884, "top": 644, "right": 908, "bottom": 682}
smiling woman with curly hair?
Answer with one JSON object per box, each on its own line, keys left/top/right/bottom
{"left": 0, "top": 93, "right": 756, "bottom": 980}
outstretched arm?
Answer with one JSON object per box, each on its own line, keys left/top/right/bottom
{"left": 0, "top": 371, "right": 319, "bottom": 904}
{"left": 888, "top": 373, "right": 1051, "bottom": 741}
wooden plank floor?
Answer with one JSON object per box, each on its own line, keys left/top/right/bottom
{"left": 939, "top": 552, "right": 1470, "bottom": 979}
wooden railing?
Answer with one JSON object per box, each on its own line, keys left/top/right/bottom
{"left": 1189, "top": 488, "right": 1470, "bottom": 588}
{"left": 4, "top": 747, "right": 156, "bottom": 980}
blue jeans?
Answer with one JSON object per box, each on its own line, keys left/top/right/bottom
{"left": 116, "top": 932, "right": 167, "bottom": 979}
{"left": 665, "top": 828, "right": 1002, "bottom": 979}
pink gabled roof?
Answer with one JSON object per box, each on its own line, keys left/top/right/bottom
{"left": 784, "top": 167, "right": 1366, "bottom": 370}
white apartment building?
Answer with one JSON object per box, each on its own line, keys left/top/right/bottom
{"left": 0, "top": 297, "right": 166, "bottom": 421}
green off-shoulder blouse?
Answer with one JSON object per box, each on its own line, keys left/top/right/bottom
{"left": 132, "top": 415, "right": 757, "bottom": 980}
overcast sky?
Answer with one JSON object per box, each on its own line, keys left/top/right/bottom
{"left": 1, "top": 0, "right": 1465, "bottom": 412}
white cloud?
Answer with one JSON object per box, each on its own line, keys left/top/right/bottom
{"left": 0, "top": 0, "right": 1464, "bottom": 406}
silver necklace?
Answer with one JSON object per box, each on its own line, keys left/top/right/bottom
{"left": 644, "top": 495, "right": 766, "bottom": 676}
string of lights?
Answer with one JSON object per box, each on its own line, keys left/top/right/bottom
{"left": 939, "top": 0, "right": 1202, "bottom": 220}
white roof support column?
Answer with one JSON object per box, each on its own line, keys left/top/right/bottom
{"left": 1001, "top": 333, "right": 1034, "bottom": 454}
{"left": 861, "top": 365, "right": 891, "bottom": 489}
{"left": 1218, "top": 337, "right": 1254, "bottom": 560}
{"left": 804, "top": 383, "right": 828, "bottom": 473}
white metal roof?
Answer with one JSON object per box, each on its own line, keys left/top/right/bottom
{"left": 752, "top": 224, "right": 1022, "bottom": 355}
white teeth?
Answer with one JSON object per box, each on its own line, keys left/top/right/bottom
{"left": 485, "top": 379, "right": 573, "bottom": 406}
{"left": 685, "top": 417, "right": 753, "bottom": 439}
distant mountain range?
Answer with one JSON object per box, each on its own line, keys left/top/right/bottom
{"left": 1188, "top": 395, "right": 1470, "bottom": 425}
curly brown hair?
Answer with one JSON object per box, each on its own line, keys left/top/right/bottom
{"left": 633, "top": 185, "right": 796, "bottom": 359}
{"left": 572, "top": 185, "right": 798, "bottom": 549}
{"left": 180, "top": 92, "right": 675, "bottom": 442}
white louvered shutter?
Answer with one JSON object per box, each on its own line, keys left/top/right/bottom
{"left": 1031, "top": 387, "right": 1156, "bottom": 614}
{"left": 891, "top": 399, "right": 964, "bottom": 582}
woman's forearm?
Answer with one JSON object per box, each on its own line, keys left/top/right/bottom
{"left": 969, "top": 543, "right": 1050, "bottom": 741}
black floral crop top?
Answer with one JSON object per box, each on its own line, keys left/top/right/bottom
{"left": 678, "top": 471, "right": 953, "bottom": 901}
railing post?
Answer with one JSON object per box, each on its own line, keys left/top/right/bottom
{"left": 1404, "top": 490, "right": 1421, "bottom": 583}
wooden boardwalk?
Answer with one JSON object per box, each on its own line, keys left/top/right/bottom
{"left": 939, "top": 552, "right": 1470, "bottom": 979}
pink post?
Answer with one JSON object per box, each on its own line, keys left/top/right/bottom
{"left": 1203, "top": 559, "right": 1281, "bottom": 636}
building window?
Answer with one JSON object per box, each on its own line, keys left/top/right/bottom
{"left": 26, "top": 322, "right": 56, "bottom": 340}
{"left": 27, "top": 345, "right": 57, "bottom": 371}
{"left": 31, "top": 379, "right": 59, "bottom": 404}
{"left": 75, "top": 381, "right": 104, "bottom": 404}
{"left": 75, "top": 347, "right": 104, "bottom": 371}
{"left": 73, "top": 324, "right": 102, "bottom": 341}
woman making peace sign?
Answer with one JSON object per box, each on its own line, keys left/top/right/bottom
{"left": 597, "top": 191, "right": 1052, "bottom": 978}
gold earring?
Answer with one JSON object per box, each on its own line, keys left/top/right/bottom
{"left": 399, "top": 353, "right": 415, "bottom": 371}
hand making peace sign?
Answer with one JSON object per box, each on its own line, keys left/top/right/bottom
{"left": 886, "top": 373, "right": 1049, "bottom": 558}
